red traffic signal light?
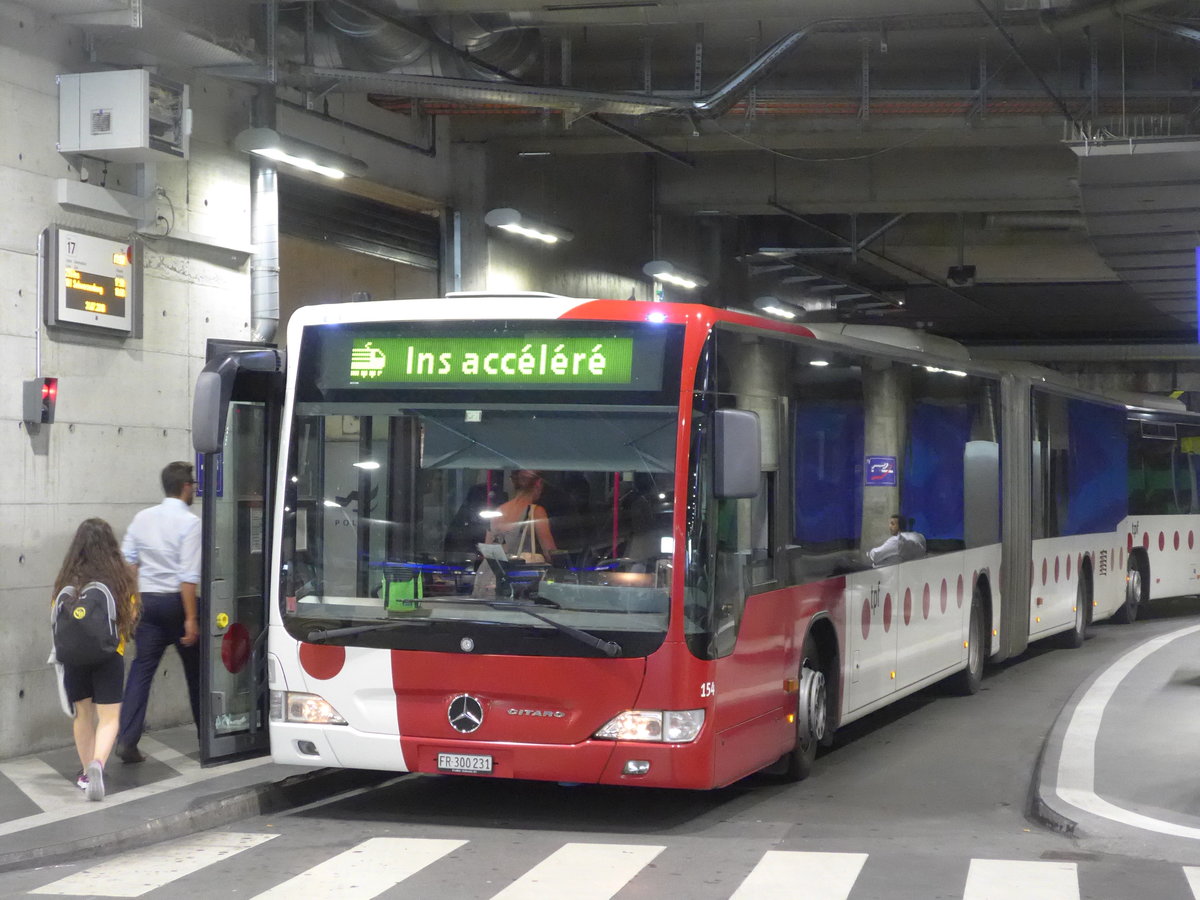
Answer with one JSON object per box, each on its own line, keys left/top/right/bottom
{"left": 23, "top": 377, "right": 58, "bottom": 425}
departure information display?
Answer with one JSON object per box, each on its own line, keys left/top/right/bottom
{"left": 47, "top": 227, "right": 137, "bottom": 335}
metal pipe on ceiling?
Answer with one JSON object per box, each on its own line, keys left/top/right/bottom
{"left": 1040, "top": 0, "right": 1172, "bottom": 34}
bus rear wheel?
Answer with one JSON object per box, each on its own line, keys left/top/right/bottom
{"left": 1113, "top": 557, "right": 1142, "bottom": 624}
{"left": 778, "top": 636, "right": 827, "bottom": 782}
{"left": 1058, "top": 573, "right": 1089, "bottom": 649}
{"left": 947, "top": 589, "right": 985, "bottom": 695}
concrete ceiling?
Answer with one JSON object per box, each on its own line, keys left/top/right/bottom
{"left": 40, "top": 0, "right": 1200, "bottom": 347}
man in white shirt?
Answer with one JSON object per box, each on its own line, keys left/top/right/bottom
{"left": 115, "top": 461, "right": 201, "bottom": 763}
{"left": 867, "top": 513, "right": 926, "bottom": 567}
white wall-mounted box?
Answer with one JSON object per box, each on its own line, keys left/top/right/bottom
{"left": 58, "top": 69, "right": 190, "bottom": 162}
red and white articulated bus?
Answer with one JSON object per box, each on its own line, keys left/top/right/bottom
{"left": 191, "top": 295, "right": 1200, "bottom": 787}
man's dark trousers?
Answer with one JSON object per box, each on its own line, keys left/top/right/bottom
{"left": 117, "top": 591, "right": 201, "bottom": 750}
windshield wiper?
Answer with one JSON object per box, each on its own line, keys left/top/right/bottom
{"left": 419, "top": 596, "right": 622, "bottom": 658}
{"left": 488, "top": 599, "right": 622, "bottom": 658}
{"left": 306, "top": 619, "right": 434, "bottom": 642}
{"left": 306, "top": 598, "right": 622, "bottom": 657}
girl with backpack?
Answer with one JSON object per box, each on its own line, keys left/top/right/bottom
{"left": 51, "top": 518, "right": 139, "bottom": 801}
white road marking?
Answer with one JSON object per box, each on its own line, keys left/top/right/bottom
{"left": 0, "top": 757, "right": 78, "bottom": 813}
{"left": 250, "top": 837, "right": 466, "bottom": 899}
{"left": 0, "top": 754, "right": 276, "bottom": 838}
{"left": 730, "top": 850, "right": 867, "bottom": 900}
{"left": 1054, "top": 623, "right": 1200, "bottom": 839}
{"left": 1185, "top": 865, "right": 1200, "bottom": 898}
{"left": 963, "top": 859, "right": 1078, "bottom": 900}
{"left": 491, "top": 842, "right": 664, "bottom": 900}
{"left": 136, "top": 735, "right": 200, "bottom": 774}
{"left": 30, "top": 831, "right": 276, "bottom": 897}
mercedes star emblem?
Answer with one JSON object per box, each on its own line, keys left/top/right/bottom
{"left": 447, "top": 694, "right": 484, "bottom": 734}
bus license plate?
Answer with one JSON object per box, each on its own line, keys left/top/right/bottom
{"left": 437, "top": 752, "right": 493, "bottom": 774}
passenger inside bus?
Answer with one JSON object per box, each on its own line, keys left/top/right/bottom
{"left": 484, "top": 470, "right": 557, "bottom": 559}
{"left": 867, "top": 514, "right": 927, "bottom": 567}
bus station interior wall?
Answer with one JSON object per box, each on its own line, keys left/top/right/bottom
{"left": 0, "top": 9, "right": 463, "bottom": 760}
{"left": 0, "top": 23, "right": 242, "bottom": 758}
{"left": 0, "top": 8, "right": 662, "bottom": 760}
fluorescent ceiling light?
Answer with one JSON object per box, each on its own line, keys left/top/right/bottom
{"left": 753, "top": 295, "right": 799, "bottom": 319}
{"left": 234, "top": 127, "right": 367, "bottom": 180}
{"left": 643, "top": 260, "right": 708, "bottom": 289}
{"left": 353, "top": 460, "right": 380, "bottom": 470}
{"left": 484, "top": 208, "right": 573, "bottom": 244}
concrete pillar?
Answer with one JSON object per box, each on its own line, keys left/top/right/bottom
{"left": 862, "top": 361, "right": 909, "bottom": 550}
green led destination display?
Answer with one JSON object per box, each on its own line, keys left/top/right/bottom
{"left": 347, "top": 336, "right": 635, "bottom": 386}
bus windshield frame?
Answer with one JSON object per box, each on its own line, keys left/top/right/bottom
{"left": 277, "top": 319, "right": 686, "bottom": 659}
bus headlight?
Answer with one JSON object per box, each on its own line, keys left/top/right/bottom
{"left": 593, "top": 709, "right": 705, "bottom": 743}
{"left": 270, "top": 690, "right": 348, "bottom": 725}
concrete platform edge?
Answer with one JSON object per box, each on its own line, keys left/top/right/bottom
{"left": 0, "top": 767, "right": 393, "bottom": 875}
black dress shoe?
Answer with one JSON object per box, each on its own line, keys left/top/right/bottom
{"left": 116, "top": 745, "right": 146, "bottom": 764}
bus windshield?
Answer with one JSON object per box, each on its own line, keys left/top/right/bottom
{"left": 278, "top": 320, "right": 684, "bottom": 659}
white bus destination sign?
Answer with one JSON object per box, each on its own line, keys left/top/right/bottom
{"left": 346, "top": 336, "right": 636, "bottom": 386}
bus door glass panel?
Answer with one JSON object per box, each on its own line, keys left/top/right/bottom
{"left": 683, "top": 329, "right": 777, "bottom": 662}
{"left": 200, "top": 399, "right": 273, "bottom": 764}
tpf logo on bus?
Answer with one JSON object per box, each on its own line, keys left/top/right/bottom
{"left": 865, "top": 455, "right": 897, "bottom": 486}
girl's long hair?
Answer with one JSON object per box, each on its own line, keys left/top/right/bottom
{"left": 53, "top": 518, "right": 139, "bottom": 641}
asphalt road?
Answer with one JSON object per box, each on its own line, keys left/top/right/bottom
{"left": 8, "top": 600, "right": 1200, "bottom": 899}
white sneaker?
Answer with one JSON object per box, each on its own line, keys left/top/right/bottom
{"left": 85, "top": 760, "right": 104, "bottom": 801}
{"left": 75, "top": 770, "right": 88, "bottom": 791}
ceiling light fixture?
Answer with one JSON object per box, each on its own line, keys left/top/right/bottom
{"left": 484, "top": 208, "right": 573, "bottom": 244}
{"left": 753, "top": 296, "right": 799, "bottom": 319}
{"left": 642, "top": 260, "right": 708, "bottom": 290}
{"left": 234, "top": 127, "right": 368, "bottom": 180}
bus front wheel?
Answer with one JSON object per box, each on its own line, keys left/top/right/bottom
{"left": 777, "top": 636, "right": 827, "bottom": 782}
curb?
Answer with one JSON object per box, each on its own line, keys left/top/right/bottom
{"left": 0, "top": 767, "right": 394, "bottom": 875}
{"left": 1026, "top": 727, "right": 1078, "bottom": 836}
{"left": 1025, "top": 653, "right": 1107, "bottom": 838}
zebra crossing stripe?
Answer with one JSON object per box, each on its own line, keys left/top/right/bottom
{"left": 136, "top": 735, "right": 200, "bottom": 775}
{"left": 491, "top": 842, "right": 665, "bottom": 900}
{"left": 29, "top": 832, "right": 276, "bottom": 897}
{"left": 250, "top": 837, "right": 466, "bottom": 899}
{"left": 963, "top": 859, "right": 1079, "bottom": 900}
{"left": 0, "top": 757, "right": 75, "bottom": 813}
{"left": 730, "top": 850, "right": 868, "bottom": 900}
{"left": 1184, "top": 866, "right": 1200, "bottom": 898}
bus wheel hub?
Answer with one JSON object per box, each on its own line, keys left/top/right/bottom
{"left": 798, "top": 666, "right": 827, "bottom": 746}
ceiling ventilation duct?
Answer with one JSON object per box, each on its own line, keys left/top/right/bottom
{"left": 319, "top": 1, "right": 539, "bottom": 79}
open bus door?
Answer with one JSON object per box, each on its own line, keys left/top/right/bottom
{"left": 193, "top": 340, "right": 285, "bottom": 765}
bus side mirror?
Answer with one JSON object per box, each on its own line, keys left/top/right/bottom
{"left": 193, "top": 367, "right": 230, "bottom": 454}
{"left": 713, "top": 408, "right": 760, "bottom": 499}
{"left": 192, "top": 349, "right": 284, "bottom": 453}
